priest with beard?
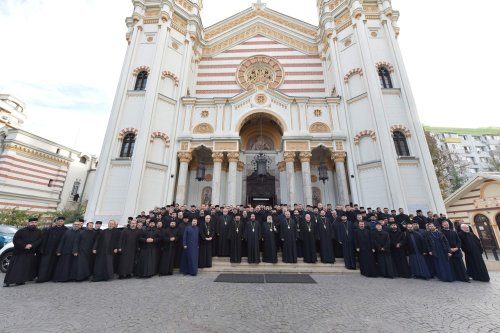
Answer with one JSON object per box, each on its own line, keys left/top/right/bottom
{"left": 228, "top": 214, "right": 244, "bottom": 263}
{"left": 459, "top": 224, "right": 490, "bottom": 282}
{"left": 158, "top": 220, "right": 178, "bottom": 276}
{"left": 280, "top": 211, "right": 298, "bottom": 263}
{"left": 37, "top": 216, "right": 67, "bottom": 282}
{"left": 405, "top": 224, "right": 431, "bottom": 279}
{"left": 199, "top": 215, "right": 214, "bottom": 268}
{"left": 117, "top": 219, "right": 140, "bottom": 279}
{"left": 174, "top": 213, "right": 190, "bottom": 268}
{"left": 261, "top": 215, "right": 278, "bottom": 264}
{"left": 3, "top": 218, "right": 42, "bottom": 287}
{"left": 244, "top": 213, "right": 261, "bottom": 264}
{"left": 92, "top": 220, "right": 119, "bottom": 282}
{"left": 135, "top": 220, "right": 159, "bottom": 278}
{"left": 215, "top": 208, "right": 231, "bottom": 257}
{"left": 353, "top": 220, "right": 377, "bottom": 277}
{"left": 371, "top": 222, "right": 395, "bottom": 278}
{"left": 72, "top": 222, "right": 96, "bottom": 281}
{"left": 53, "top": 220, "right": 83, "bottom": 282}
{"left": 388, "top": 223, "right": 410, "bottom": 278}
{"left": 337, "top": 215, "right": 355, "bottom": 269}
{"left": 441, "top": 221, "right": 469, "bottom": 282}
{"left": 299, "top": 213, "right": 317, "bottom": 263}
{"left": 316, "top": 210, "right": 335, "bottom": 264}
{"left": 180, "top": 217, "right": 199, "bottom": 276}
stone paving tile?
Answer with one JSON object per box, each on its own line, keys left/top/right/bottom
{"left": 1, "top": 272, "right": 499, "bottom": 333}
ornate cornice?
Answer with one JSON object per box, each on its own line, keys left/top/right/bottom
{"left": 2, "top": 143, "right": 70, "bottom": 166}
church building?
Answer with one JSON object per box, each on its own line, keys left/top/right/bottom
{"left": 86, "top": 0, "right": 445, "bottom": 223}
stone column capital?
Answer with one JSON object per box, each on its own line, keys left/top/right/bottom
{"left": 332, "top": 151, "right": 347, "bottom": 163}
{"left": 178, "top": 151, "right": 192, "bottom": 163}
{"left": 277, "top": 161, "right": 286, "bottom": 172}
{"left": 283, "top": 152, "right": 296, "bottom": 162}
{"left": 212, "top": 152, "right": 224, "bottom": 162}
{"left": 299, "top": 151, "right": 312, "bottom": 162}
{"left": 237, "top": 161, "right": 245, "bottom": 172}
{"left": 227, "top": 152, "right": 240, "bottom": 162}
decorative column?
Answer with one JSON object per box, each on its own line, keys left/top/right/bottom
{"left": 284, "top": 152, "right": 297, "bottom": 205}
{"left": 332, "top": 151, "right": 349, "bottom": 205}
{"left": 211, "top": 152, "right": 224, "bottom": 205}
{"left": 226, "top": 152, "right": 239, "bottom": 206}
{"left": 175, "top": 151, "right": 192, "bottom": 205}
{"left": 299, "top": 152, "right": 313, "bottom": 206}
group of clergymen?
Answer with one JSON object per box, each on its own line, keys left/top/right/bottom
{"left": 3, "top": 203, "right": 490, "bottom": 287}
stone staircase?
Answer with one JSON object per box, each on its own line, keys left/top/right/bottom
{"left": 203, "top": 256, "right": 358, "bottom": 275}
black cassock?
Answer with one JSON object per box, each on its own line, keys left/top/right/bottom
{"left": 135, "top": 227, "right": 159, "bottom": 277}
{"left": 4, "top": 226, "right": 42, "bottom": 285}
{"left": 459, "top": 232, "right": 490, "bottom": 282}
{"left": 331, "top": 217, "right": 343, "bottom": 258}
{"left": 389, "top": 230, "right": 410, "bottom": 278}
{"left": 262, "top": 220, "right": 278, "bottom": 263}
{"left": 442, "top": 229, "right": 469, "bottom": 282}
{"left": 216, "top": 215, "right": 231, "bottom": 257}
{"left": 174, "top": 222, "right": 189, "bottom": 268}
{"left": 228, "top": 219, "right": 243, "bottom": 263}
{"left": 337, "top": 221, "right": 356, "bottom": 269}
{"left": 280, "top": 218, "right": 298, "bottom": 263}
{"left": 353, "top": 228, "right": 377, "bottom": 277}
{"left": 158, "top": 227, "right": 178, "bottom": 276}
{"left": 72, "top": 229, "right": 96, "bottom": 281}
{"left": 199, "top": 222, "right": 214, "bottom": 268}
{"left": 92, "top": 229, "right": 119, "bottom": 282}
{"left": 299, "top": 219, "right": 316, "bottom": 263}
{"left": 371, "top": 230, "right": 395, "bottom": 278}
{"left": 244, "top": 219, "right": 261, "bottom": 264}
{"left": 117, "top": 228, "right": 140, "bottom": 277}
{"left": 294, "top": 216, "right": 303, "bottom": 258}
{"left": 53, "top": 228, "right": 80, "bottom": 282}
{"left": 316, "top": 217, "right": 335, "bottom": 264}
{"left": 37, "top": 225, "right": 67, "bottom": 282}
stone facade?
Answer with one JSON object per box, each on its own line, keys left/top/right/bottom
{"left": 86, "top": 0, "right": 445, "bottom": 223}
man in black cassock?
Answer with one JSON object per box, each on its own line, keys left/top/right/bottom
{"left": 4, "top": 218, "right": 42, "bottom": 287}
{"left": 92, "top": 221, "right": 119, "bottom": 282}
{"left": 117, "top": 220, "right": 140, "bottom": 279}
{"left": 199, "top": 215, "right": 214, "bottom": 268}
{"left": 441, "top": 221, "right": 469, "bottom": 282}
{"left": 215, "top": 208, "right": 231, "bottom": 257}
{"left": 316, "top": 210, "right": 335, "bottom": 264}
{"left": 337, "top": 215, "right": 355, "bottom": 269}
{"left": 37, "top": 216, "right": 67, "bottom": 282}
{"left": 53, "top": 220, "right": 83, "bottom": 282}
{"left": 261, "top": 215, "right": 278, "bottom": 263}
{"left": 300, "top": 213, "right": 316, "bottom": 263}
{"left": 135, "top": 220, "right": 159, "bottom": 278}
{"left": 293, "top": 210, "right": 303, "bottom": 258}
{"left": 459, "top": 224, "right": 490, "bottom": 282}
{"left": 174, "top": 213, "right": 190, "bottom": 268}
{"left": 244, "top": 213, "right": 261, "bottom": 264}
{"left": 72, "top": 222, "right": 96, "bottom": 281}
{"left": 228, "top": 214, "right": 244, "bottom": 263}
{"left": 159, "top": 220, "right": 178, "bottom": 276}
{"left": 388, "top": 223, "right": 410, "bottom": 278}
{"left": 280, "top": 211, "right": 298, "bottom": 263}
{"left": 371, "top": 222, "right": 395, "bottom": 278}
{"left": 353, "top": 220, "right": 377, "bottom": 277}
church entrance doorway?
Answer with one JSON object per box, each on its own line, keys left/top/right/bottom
{"left": 247, "top": 172, "right": 276, "bottom": 206}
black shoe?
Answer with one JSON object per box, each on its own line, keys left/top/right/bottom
{"left": 3, "top": 284, "right": 9, "bottom": 287}
{"left": 15, "top": 282, "right": 25, "bottom": 286}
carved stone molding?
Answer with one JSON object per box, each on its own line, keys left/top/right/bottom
{"left": 236, "top": 55, "right": 285, "bottom": 90}
{"left": 237, "top": 161, "right": 245, "bottom": 172}
{"left": 161, "top": 71, "right": 180, "bottom": 86}
{"left": 344, "top": 68, "right": 363, "bottom": 82}
{"left": 132, "top": 66, "right": 150, "bottom": 76}
{"left": 354, "top": 130, "right": 377, "bottom": 145}
{"left": 118, "top": 128, "right": 138, "bottom": 140}
{"left": 390, "top": 125, "right": 411, "bottom": 138}
{"left": 309, "top": 122, "right": 331, "bottom": 133}
{"left": 277, "top": 161, "right": 286, "bottom": 172}
{"left": 150, "top": 132, "right": 171, "bottom": 146}
{"left": 193, "top": 123, "right": 214, "bottom": 134}
{"left": 375, "top": 61, "right": 395, "bottom": 73}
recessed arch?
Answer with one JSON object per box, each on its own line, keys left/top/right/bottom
{"left": 236, "top": 109, "right": 287, "bottom": 133}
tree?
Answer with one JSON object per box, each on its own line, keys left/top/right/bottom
{"left": 47, "top": 205, "right": 86, "bottom": 224}
{"left": 487, "top": 157, "right": 500, "bottom": 172}
{"left": 0, "top": 208, "right": 39, "bottom": 227}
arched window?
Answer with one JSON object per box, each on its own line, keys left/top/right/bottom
{"left": 393, "top": 131, "right": 410, "bottom": 157}
{"left": 134, "top": 71, "right": 148, "bottom": 90}
{"left": 120, "top": 133, "right": 136, "bottom": 158}
{"left": 378, "top": 67, "right": 393, "bottom": 88}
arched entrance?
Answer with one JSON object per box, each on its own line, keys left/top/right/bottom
{"left": 474, "top": 214, "right": 498, "bottom": 250}
{"left": 239, "top": 112, "right": 284, "bottom": 206}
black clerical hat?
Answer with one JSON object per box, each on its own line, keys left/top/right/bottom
{"left": 57, "top": 216, "right": 66, "bottom": 221}
{"left": 28, "top": 218, "right": 38, "bottom": 222}
{"left": 95, "top": 221, "right": 103, "bottom": 225}
{"left": 416, "top": 210, "right": 422, "bottom": 213}
{"left": 183, "top": 212, "right": 190, "bottom": 219}
{"left": 78, "top": 218, "right": 85, "bottom": 222}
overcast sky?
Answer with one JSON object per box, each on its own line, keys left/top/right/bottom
{"left": 0, "top": 0, "right": 498, "bottom": 155}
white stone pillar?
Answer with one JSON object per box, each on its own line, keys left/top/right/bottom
{"left": 226, "top": 152, "right": 239, "bottom": 206}
{"left": 299, "top": 152, "right": 313, "bottom": 206}
{"left": 175, "top": 152, "right": 192, "bottom": 205}
{"left": 211, "top": 152, "right": 224, "bottom": 205}
{"left": 333, "top": 151, "right": 349, "bottom": 205}
{"left": 284, "top": 152, "right": 296, "bottom": 205}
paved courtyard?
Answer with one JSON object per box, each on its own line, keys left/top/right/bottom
{"left": 1, "top": 272, "right": 499, "bottom": 333}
